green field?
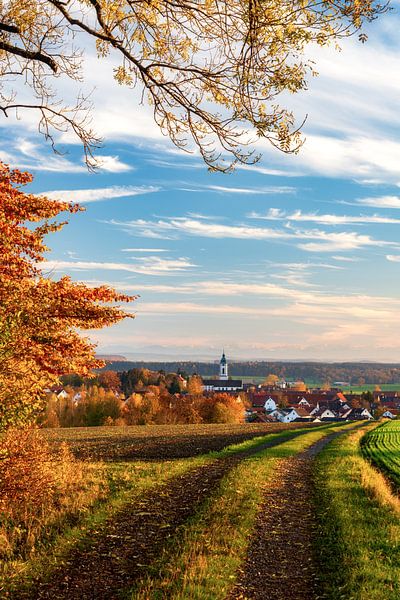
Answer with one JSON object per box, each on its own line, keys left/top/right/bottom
{"left": 214, "top": 376, "right": 400, "bottom": 392}
{"left": 361, "top": 420, "right": 400, "bottom": 487}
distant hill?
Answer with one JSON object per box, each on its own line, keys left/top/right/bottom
{"left": 96, "top": 354, "right": 128, "bottom": 362}
{"left": 99, "top": 360, "right": 400, "bottom": 385}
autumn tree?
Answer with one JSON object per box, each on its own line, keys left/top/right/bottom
{"left": 97, "top": 370, "right": 121, "bottom": 391}
{"left": 187, "top": 374, "right": 203, "bottom": 396}
{"left": 0, "top": 163, "right": 135, "bottom": 429}
{"left": 262, "top": 374, "right": 279, "bottom": 386}
{"left": 292, "top": 380, "right": 307, "bottom": 392}
{"left": 208, "top": 393, "right": 245, "bottom": 424}
{"left": 0, "top": 1, "right": 386, "bottom": 171}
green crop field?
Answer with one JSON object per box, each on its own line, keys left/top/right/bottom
{"left": 361, "top": 420, "right": 400, "bottom": 487}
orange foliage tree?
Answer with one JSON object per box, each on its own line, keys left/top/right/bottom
{"left": 0, "top": 163, "right": 136, "bottom": 429}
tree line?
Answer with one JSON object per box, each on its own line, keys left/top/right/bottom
{"left": 101, "top": 361, "right": 400, "bottom": 385}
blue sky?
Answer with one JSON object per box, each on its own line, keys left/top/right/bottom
{"left": 3, "top": 8, "right": 400, "bottom": 361}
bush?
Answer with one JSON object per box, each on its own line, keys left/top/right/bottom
{"left": 0, "top": 427, "right": 85, "bottom": 558}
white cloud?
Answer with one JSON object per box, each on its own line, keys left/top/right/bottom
{"left": 258, "top": 134, "right": 400, "bottom": 184}
{"left": 331, "top": 256, "right": 361, "bottom": 262}
{"left": 386, "top": 255, "right": 400, "bottom": 263}
{"left": 108, "top": 216, "right": 393, "bottom": 252}
{"left": 203, "top": 184, "right": 296, "bottom": 195}
{"left": 121, "top": 248, "right": 167, "bottom": 253}
{"left": 44, "top": 256, "right": 196, "bottom": 276}
{"left": 40, "top": 185, "right": 159, "bottom": 204}
{"left": 134, "top": 302, "right": 280, "bottom": 316}
{"left": 249, "top": 208, "right": 400, "bottom": 225}
{"left": 354, "top": 196, "right": 400, "bottom": 209}
{"left": 95, "top": 155, "right": 132, "bottom": 173}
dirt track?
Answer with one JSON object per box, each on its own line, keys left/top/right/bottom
{"left": 229, "top": 431, "right": 352, "bottom": 600}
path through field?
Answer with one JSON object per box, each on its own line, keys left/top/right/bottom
{"left": 229, "top": 430, "right": 354, "bottom": 600}
{"left": 16, "top": 429, "right": 310, "bottom": 600}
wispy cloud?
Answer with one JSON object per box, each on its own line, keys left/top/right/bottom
{"left": 354, "top": 196, "right": 400, "bottom": 209}
{"left": 331, "top": 255, "right": 361, "bottom": 262}
{"left": 40, "top": 185, "right": 159, "bottom": 204}
{"left": 44, "top": 256, "right": 196, "bottom": 276}
{"left": 199, "top": 184, "right": 296, "bottom": 195}
{"left": 121, "top": 248, "right": 167, "bottom": 253}
{"left": 249, "top": 208, "right": 400, "bottom": 225}
{"left": 107, "top": 216, "right": 394, "bottom": 253}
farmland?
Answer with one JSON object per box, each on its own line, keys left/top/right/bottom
{"left": 43, "top": 422, "right": 316, "bottom": 460}
{"left": 4, "top": 420, "right": 400, "bottom": 599}
{"left": 361, "top": 420, "right": 400, "bottom": 488}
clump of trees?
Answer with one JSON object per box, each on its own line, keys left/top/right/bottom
{"left": 40, "top": 369, "right": 246, "bottom": 427}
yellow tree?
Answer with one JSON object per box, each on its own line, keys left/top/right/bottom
{"left": 263, "top": 374, "right": 280, "bottom": 386}
{"left": 0, "top": 162, "right": 136, "bottom": 429}
{"left": 187, "top": 374, "right": 203, "bottom": 395}
{"left": 0, "top": 1, "right": 386, "bottom": 171}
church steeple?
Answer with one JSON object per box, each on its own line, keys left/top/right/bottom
{"left": 219, "top": 350, "right": 228, "bottom": 380}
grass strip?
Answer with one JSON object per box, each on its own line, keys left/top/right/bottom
{"left": 314, "top": 423, "right": 400, "bottom": 600}
{"left": 128, "top": 422, "right": 352, "bottom": 599}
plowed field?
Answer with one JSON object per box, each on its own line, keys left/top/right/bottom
{"left": 43, "top": 422, "right": 315, "bottom": 460}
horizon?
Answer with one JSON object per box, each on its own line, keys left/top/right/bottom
{"left": 96, "top": 353, "right": 400, "bottom": 366}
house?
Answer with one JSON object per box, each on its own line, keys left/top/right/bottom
{"left": 264, "top": 397, "right": 277, "bottom": 411}
{"left": 297, "top": 397, "right": 311, "bottom": 407}
{"left": 292, "top": 406, "right": 313, "bottom": 420}
{"left": 311, "top": 406, "right": 338, "bottom": 420}
{"left": 382, "top": 409, "right": 399, "bottom": 419}
{"left": 247, "top": 412, "right": 277, "bottom": 423}
{"left": 347, "top": 407, "right": 373, "bottom": 420}
{"left": 276, "top": 408, "right": 300, "bottom": 423}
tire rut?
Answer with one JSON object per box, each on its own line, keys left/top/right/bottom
{"left": 228, "top": 429, "right": 356, "bottom": 600}
{"left": 15, "top": 429, "right": 312, "bottom": 600}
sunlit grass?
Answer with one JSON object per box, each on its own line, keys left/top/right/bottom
{"left": 314, "top": 424, "right": 400, "bottom": 599}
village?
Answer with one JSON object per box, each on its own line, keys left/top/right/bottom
{"left": 44, "top": 351, "right": 400, "bottom": 427}
{"left": 203, "top": 352, "right": 398, "bottom": 424}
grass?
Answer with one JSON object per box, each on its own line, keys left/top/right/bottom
{"left": 314, "top": 423, "right": 400, "bottom": 599}
{"left": 128, "top": 422, "right": 353, "bottom": 600}
{"left": 341, "top": 383, "right": 400, "bottom": 393}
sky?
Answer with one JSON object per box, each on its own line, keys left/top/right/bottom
{"left": 3, "top": 7, "right": 400, "bottom": 362}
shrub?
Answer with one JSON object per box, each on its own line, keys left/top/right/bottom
{"left": 0, "top": 427, "right": 86, "bottom": 558}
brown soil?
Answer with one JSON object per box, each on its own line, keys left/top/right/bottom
{"left": 13, "top": 430, "right": 309, "bottom": 600}
{"left": 45, "top": 423, "right": 314, "bottom": 461}
{"left": 229, "top": 431, "right": 350, "bottom": 600}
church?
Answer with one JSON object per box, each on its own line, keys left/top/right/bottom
{"left": 202, "top": 351, "right": 243, "bottom": 392}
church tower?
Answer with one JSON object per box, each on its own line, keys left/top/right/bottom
{"left": 219, "top": 350, "right": 228, "bottom": 380}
